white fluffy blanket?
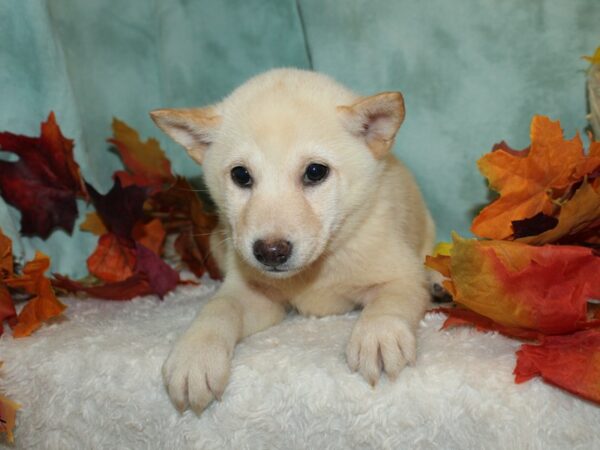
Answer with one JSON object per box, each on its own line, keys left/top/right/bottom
{"left": 1, "top": 280, "right": 599, "bottom": 449}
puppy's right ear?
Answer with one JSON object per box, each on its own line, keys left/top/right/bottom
{"left": 150, "top": 107, "right": 221, "bottom": 164}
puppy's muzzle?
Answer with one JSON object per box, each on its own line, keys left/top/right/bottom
{"left": 253, "top": 239, "right": 293, "bottom": 268}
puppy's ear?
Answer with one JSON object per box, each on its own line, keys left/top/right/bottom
{"left": 337, "top": 92, "right": 405, "bottom": 159}
{"left": 150, "top": 107, "right": 221, "bottom": 164}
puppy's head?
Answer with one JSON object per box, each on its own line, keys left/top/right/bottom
{"left": 151, "top": 69, "right": 404, "bottom": 277}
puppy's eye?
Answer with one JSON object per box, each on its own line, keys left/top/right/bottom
{"left": 303, "top": 163, "right": 329, "bottom": 185}
{"left": 230, "top": 166, "right": 253, "bottom": 188}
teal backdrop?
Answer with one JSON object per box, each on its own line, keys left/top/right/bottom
{"left": 0, "top": 0, "right": 598, "bottom": 277}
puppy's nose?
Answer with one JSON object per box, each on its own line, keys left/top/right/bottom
{"left": 253, "top": 239, "right": 293, "bottom": 267}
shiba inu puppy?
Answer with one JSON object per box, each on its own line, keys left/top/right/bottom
{"left": 151, "top": 68, "right": 435, "bottom": 414}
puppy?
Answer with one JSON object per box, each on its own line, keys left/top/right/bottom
{"left": 151, "top": 68, "right": 435, "bottom": 414}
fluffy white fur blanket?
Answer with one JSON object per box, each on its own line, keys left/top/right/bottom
{"left": 0, "top": 280, "right": 598, "bottom": 449}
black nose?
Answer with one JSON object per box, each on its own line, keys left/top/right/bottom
{"left": 253, "top": 239, "right": 293, "bottom": 267}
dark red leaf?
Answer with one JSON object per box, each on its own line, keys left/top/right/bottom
{"left": 134, "top": 243, "right": 179, "bottom": 298}
{"left": 85, "top": 178, "right": 147, "bottom": 239}
{"left": 52, "top": 274, "right": 153, "bottom": 301}
{"left": 0, "top": 112, "right": 87, "bottom": 238}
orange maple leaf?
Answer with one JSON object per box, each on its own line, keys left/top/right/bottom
{"left": 109, "top": 118, "right": 174, "bottom": 191}
{"left": 430, "top": 234, "right": 600, "bottom": 335}
{"left": 132, "top": 219, "right": 166, "bottom": 256}
{"left": 0, "top": 392, "right": 20, "bottom": 443}
{"left": 79, "top": 211, "right": 107, "bottom": 236}
{"left": 87, "top": 233, "right": 136, "bottom": 282}
{"left": 471, "top": 116, "right": 600, "bottom": 240}
{"left": 4, "top": 251, "right": 66, "bottom": 338}
{"left": 517, "top": 178, "right": 600, "bottom": 245}
{"left": 0, "top": 230, "right": 13, "bottom": 278}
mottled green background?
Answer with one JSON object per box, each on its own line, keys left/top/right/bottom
{"left": 0, "top": 0, "right": 598, "bottom": 276}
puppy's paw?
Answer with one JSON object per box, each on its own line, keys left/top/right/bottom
{"left": 346, "top": 315, "right": 416, "bottom": 386}
{"left": 162, "top": 332, "right": 231, "bottom": 414}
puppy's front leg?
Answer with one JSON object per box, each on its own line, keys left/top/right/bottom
{"left": 163, "top": 280, "right": 285, "bottom": 413}
{"left": 346, "top": 271, "right": 428, "bottom": 385}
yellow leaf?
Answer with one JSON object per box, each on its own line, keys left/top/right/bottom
{"left": 79, "top": 212, "right": 107, "bottom": 235}
{"left": 583, "top": 46, "right": 600, "bottom": 65}
{"left": 0, "top": 393, "right": 20, "bottom": 443}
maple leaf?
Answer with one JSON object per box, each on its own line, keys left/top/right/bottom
{"left": 428, "top": 234, "right": 600, "bottom": 335}
{"left": 87, "top": 233, "right": 136, "bottom": 282}
{"left": 0, "top": 113, "right": 87, "bottom": 238}
{"left": 583, "top": 46, "right": 600, "bottom": 65}
{"left": 515, "top": 329, "right": 600, "bottom": 404}
{"left": 52, "top": 274, "right": 153, "bottom": 301}
{"left": 148, "top": 177, "right": 221, "bottom": 279}
{"left": 134, "top": 243, "right": 179, "bottom": 298}
{"left": 471, "top": 116, "right": 599, "bottom": 240}
{"left": 86, "top": 179, "right": 147, "bottom": 239}
{"left": 54, "top": 242, "right": 179, "bottom": 300}
{"left": 0, "top": 229, "right": 13, "bottom": 279}
{"left": 132, "top": 219, "right": 166, "bottom": 256}
{"left": 431, "top": 307, "right": 542, "bottom": 341}
{"left": 79, "top": 212, "right": 107, "bottom": 236}
{"left": 516, "top": 179, "right": 600, "bottom": 245}
{"left": 4, "top": 251, "right": 66, "bottom": 337}
{"left": 109, "top": 118, "right": 174, "bottom": 191}
{"left": 0, "top": 392, "right": 20, "bottom": 443}
{"left": 0, "top": 285, "right": 17, "bottom": 337}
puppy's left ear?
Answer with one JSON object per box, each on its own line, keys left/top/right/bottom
{"left": 337, "top": 92, "right": 405, "bottom": 159}
{"left": 150, "top": 107, "right": 221, "bottom": 164}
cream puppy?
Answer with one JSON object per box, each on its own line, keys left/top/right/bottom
{"left": 151, "top": 68, "right": 435, "bottom": 414}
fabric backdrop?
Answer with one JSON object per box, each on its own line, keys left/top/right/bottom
{"left": 0, "top": 0, "right": 598, "bottom": 277}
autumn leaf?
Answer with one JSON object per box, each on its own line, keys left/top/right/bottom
{"left": 0, "top": 285, "right": 17, "bottom": 337}
{"left": 54, "top": 242, "right": 179, "bottom": 300}
{"left": 79, "top": 212, "right": 107, "bottom": 236}
{"left": 0, "top": 112, "right": 87, "bottom": 238}
{"left": 516, "top": 179, "right": 600, "bottom": 245}
{"left": 132, "top": 219, "right": 166, "bottom": 256}
{"left": 109, "top": 118, "right": 174, "bottom": 191}
{"left": 0, "top": 229, "right": 13, "bottom": 278}
{"left": 0, "top": 392, "right": 20, "bottom": 443}
{"left": 134, "top": 243, "right": 179, "bottom": 298}
{"left": 148, "top": 177, "right": 221, "bottom": 279}
{"left": 52, "top": 274, "right": 153, "bottom": 301}
{"left": 515, "top": 329, "right": 600, "bottom": 404}
{"left": 583, "top": 46, "right": 600, "bottom": 65}
{"left": 86, "top": 179, "right": 147, "bottom": 239}
{"left": 432, "top": 307, "right": 542, "bottom": 340}
{"left": 430, "top": 234, "right": 600, "bottom": 335}
{"left": 471, "top": 116, "right": 599, "bottom": 240}
{"left": 3, "top": 251, "right": 66, "bottom": 338}
{"left": 86, "top": 233, "right": 136, "bottom": 282}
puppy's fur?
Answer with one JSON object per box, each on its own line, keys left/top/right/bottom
{"left": 151, "top": 69, "right": 435, "bottom": 414}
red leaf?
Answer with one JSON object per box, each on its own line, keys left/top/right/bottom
{"left": 0, "top": 285, "right": 17, "bottom": 336}
{"left": 52, "top": 274, "right": 153, "bottom": 301}
{"left": 435, "top": 236, "right": 600, "bottom": 335}
{"left": 149, "top": 177, "right": 221, "bottom": 279}
{"left": 4, "top": 251, "right": 66, "bottom": 338}
{"left": 432, "top": 307, "right": 543, "bottom": 341}
{"left": 0, "top": 113, "right": 88, "bottom": 238}
{"left": 132, "top": 219, "right": 166, "bottom": 256}
{"left": 515, "top": 329, "right": 600, "bottom": 404}
{"left": 134, "top": 243, "right": 179, "bottom": 298}
{"left": 87, "top": 233, "right": 136, "bottom": 282}
{"left": 86, "top": 179, "right": 147, "bottom": 239}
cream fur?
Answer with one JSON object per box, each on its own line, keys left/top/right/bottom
{"left": 151, "top": 68, "right": 435, "bottom": 413}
